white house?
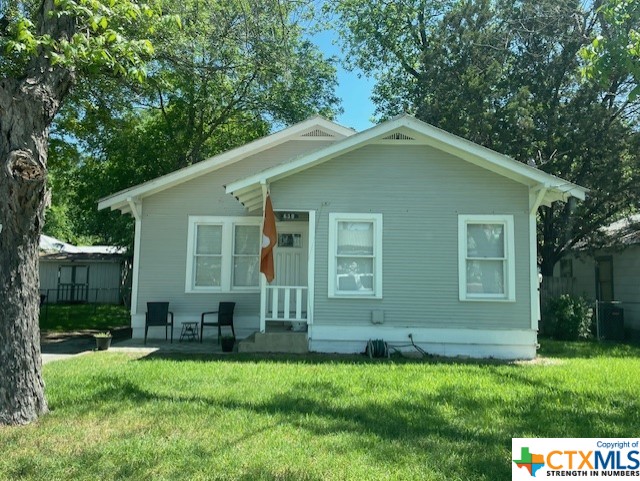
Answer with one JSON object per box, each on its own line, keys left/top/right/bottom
{"left": 99, "top": 115, "right": 586, "bottom": 359}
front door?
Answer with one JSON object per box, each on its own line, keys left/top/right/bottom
{"left": 260, "top": 214, "right": 310, "bottom": 329}
{"left": 274, "top": 222, "right": 308, "bottom": 288}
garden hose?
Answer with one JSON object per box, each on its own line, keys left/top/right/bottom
{"left": 367, "top": 339, "right": 389, "bottom": 358}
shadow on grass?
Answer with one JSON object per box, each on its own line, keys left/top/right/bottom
{"left": 40, "top": 336, "right": 95, "bottom": 355}
{"left": 132, "top": 339, "right": 640, "bottom": 366}
{"left": 55, "top": 362, "right": 639, "bottom": 480}
{"left": 134, "top": 349, "right": 537, "bottom": 367}
{"left": 60, "top": 375, "right": 512, "bottom": 479}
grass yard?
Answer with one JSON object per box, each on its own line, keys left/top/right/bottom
{"left": 1, "top": 341, "right": 639, "bottom": 480}
{"left": 39, "top": 304, "right": 129, "bottom": 332}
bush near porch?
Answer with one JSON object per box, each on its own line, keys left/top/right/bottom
{"left": 1, "top": 340, "right": 639, "bottom": 480}
{"left": 542, "top": 294, "right": 594, "bottom": 340}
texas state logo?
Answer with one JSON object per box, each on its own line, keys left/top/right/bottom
{"left": 512, "top": 438, "right": 640, "bottom": 480}
{"left": 513, "top": 447, "right": 545, "bottom": 477}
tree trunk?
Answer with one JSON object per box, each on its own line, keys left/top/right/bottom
{"left": 0, "top": 71, "right": 70, "bottom": 424}
{"left": 539, "top": 249, "right": 558, "bottom": 277}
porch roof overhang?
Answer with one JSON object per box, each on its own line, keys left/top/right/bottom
{"left": 97, "top": 116, "right": 355, "bottom": 214}
{"left": 225, "top": 115, "right": 588, "bottom": 212}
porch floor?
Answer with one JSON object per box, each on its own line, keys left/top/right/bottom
{"left": 41, "top": 330, "right": 311, "bottom": 364}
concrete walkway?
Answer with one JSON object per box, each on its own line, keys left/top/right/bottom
{"left": 111, "top": 338, "right": 225, "bottom": 355}
{"left": 41, "top": 332, "right": 95, "bottom": 364}
{"left": 41, "top": 335, "right": 226, "bottom": 364}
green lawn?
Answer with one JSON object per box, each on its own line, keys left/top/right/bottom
{"left": 1, "top": 341, "right": 639, "bottom": 480}
{"left": 39, "top": 304, "right": 129, "bottom": 332}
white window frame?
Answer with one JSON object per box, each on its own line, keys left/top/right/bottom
{"left": 458, "top": 214, "right": 515, "bottom": 302}
{"left": 186, "top": 216, "right": 261, "bottom": 293}
{"left": 328, "top": 213, "right": 383, "bottom": 299}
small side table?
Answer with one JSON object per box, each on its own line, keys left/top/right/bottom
{"left": 180, "top": 321, "right": 199, "bottom": 342}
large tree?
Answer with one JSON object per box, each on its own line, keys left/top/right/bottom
{"left": 0, "top": 0, "right": 171, "bottom": 425}
{"left": 331, "top": 0, "right": 640, "bottom": 275}
{"left": 47, "top": 0, "right": 340, "bottom": 248}
{"left": 581, "top": 0, "right": 640, "bottom": 100}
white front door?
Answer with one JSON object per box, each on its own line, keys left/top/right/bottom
{"left": 274, "top": 222, "right": 308, "bottom": 288}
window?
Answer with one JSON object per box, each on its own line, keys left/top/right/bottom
{"left": 458, "top": 215, "right": 515, "bottom": 301}
{"left": 232, "top": 225, "right": 260, "bottom": 287}
{"left": 194, "top": 225, "right": 222, "bottom": 288}
{"left": 186, "top": 217, "right": 260, "bottom": 292}
{"left": 328, "top": 213, "right": 382, "bottom": 298}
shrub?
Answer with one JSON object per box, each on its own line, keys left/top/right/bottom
{"left": 543, "top": 295, "right": 593, "bottom": 341}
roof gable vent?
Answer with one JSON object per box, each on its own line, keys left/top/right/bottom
{"left": 382, "top": 132, "right": 415, "bottom": 141}
{"left": 301, "top": 129, "right": 335, "bottom": 137}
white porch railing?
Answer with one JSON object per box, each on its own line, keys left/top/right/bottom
{"left": 260, "top": 285, "right": 308, "bottom": 332}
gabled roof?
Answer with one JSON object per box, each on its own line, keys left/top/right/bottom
{"left": 98, "top": 116, "right": 355, "bottom": 213}
{"left": 226, "top": 115, "right": 588, "bottom": 212}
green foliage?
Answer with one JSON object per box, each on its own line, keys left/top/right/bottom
{"left": 1, "top": 343, "right": 639, "bottom": 478}
{"left": 39, "top": 304, "right": 129, "bottom": 331}
{"left": 543, "top": 295, "right": 594, "bottom": 341}
{"left": 47, "top": 0, "right": 341, "bottom": 247}
{"left": 330, "top": 0, "right": 640, "bottom": 274}
{"left": 580, "top": 0, "right": 640, "bottom": 100}
{"left": 0, "top": 0, "right": 175, "bottom": 80}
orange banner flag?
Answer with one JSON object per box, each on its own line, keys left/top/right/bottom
{"left": 260, "top": 194, "right": 277, "bottom": 283}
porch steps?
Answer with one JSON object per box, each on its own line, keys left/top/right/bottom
{"left": 238, "top": 332, "right": 308, "bottom": 354}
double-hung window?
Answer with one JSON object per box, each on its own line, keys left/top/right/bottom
{"left": 458, "top": 215, "right": 515, "bottom": 301}
{"left": 328, "top": 213, "right": 383, "bottom": 298}
{"left": 193, "top": 224, "right": 223, "bottom": 288}
{"left": 186, "top": 216, "right": 260, "bottom": 292}
{"left": 232, "top": 225, "right": 260, "bottom": 288}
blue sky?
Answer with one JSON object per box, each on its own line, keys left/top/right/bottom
{"left": 310, "top": 29, "right": 376, "bottom": 132}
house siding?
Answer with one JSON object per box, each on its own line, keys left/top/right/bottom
{"left": 271, "top": 144, "right": 532, "bottom": 331}
{"left": 135, "top": 138, "right": 336, "bottom": 326}
{"left": 556, "top": 247, "right": 640, "bottom": 331}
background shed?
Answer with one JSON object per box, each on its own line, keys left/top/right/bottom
{"left": 39, "top": 235, "right": 131, "bottom": 305}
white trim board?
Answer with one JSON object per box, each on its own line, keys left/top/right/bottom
{"left": 185, "top": 215, "right": 262, "bottom": 293}
{"left": 328, "top": 213, "right": 383, "bottom": 299}
{"left": 457, "top": 214, "right": 516, "bottom": 302}
{"left": 309, "top": 325, "right": 537, "bottom": 359}
{"left": 226, "top": 115, "right": 587, "bottom": 210}
{"left": 98, "top": 116, "right": 355, "bottom": 213}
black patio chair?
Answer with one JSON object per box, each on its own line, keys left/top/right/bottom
{"left": 200, "top": 302, "right": 236, "bottom": 343}
{"left": 145, "top": 302, "right": 174, "bottom": 344}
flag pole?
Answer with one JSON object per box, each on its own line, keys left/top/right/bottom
{"left": 259, "top": 181, "right": 268, "bottom": 333}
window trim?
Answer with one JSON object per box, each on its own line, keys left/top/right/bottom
{"left": 186, "top": 216, "right": 261, "bottom": 293}
{"left": 328, "top": 213, "right": 383, "bottom": 299}
{"left": 458, "top": 214, "right": 515, "bottom": 302}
